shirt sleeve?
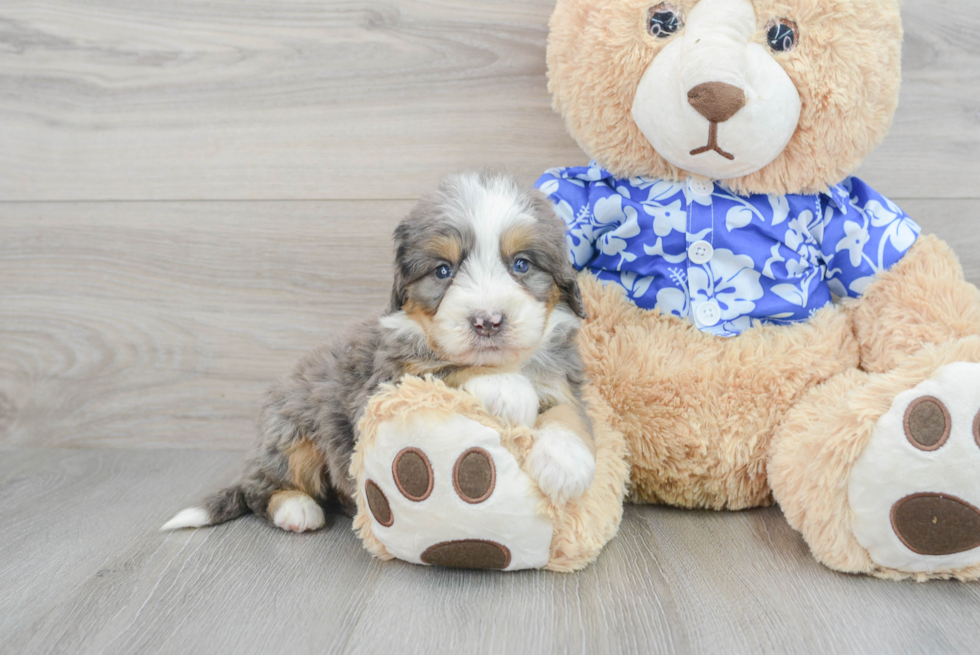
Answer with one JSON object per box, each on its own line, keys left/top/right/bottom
{"left": 818, "top": 177, "right": 921, "bottom": 298}
{"left": 534, "top": 169, "right": 595, "bottom": 270}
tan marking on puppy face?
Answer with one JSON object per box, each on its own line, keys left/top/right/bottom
{"left": 402, "top": 298, "right": 436, "bottom": 330}
{"left": 287, "top": 439, "right": 326, "bottom": 499}
{"left": 500, "top": 223, "right": 537, "bottom": 261}
{"left": 267, "top": 489, "right": 314, "bottom": 518}
{"left": 430, "top": 233, "right": 464, "bottom": 265}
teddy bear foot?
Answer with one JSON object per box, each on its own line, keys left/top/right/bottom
{"left": 849, "top": 362, "right": 980, "bottom": 574}
{"left": 357, "top": 411, "right": 554, "bottom": 571}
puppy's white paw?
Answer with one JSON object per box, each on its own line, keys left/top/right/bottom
{"left": 462, "top": 373, "right": 539, "bottom": 427}
{"left": 527, "top": 426, "right": 596, "bottom": 504}
{"left": 272, "top": 494, "right": 325, "bottom": 533}
{"left": 161, "top": 507, "right": 210, "bottom": 531}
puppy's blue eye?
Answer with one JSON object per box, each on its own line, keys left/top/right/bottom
{"left": 435, "top": 264, "right": 453, "bottom": 279}
{"left": 513, "top": 258, "right": 530, "bottom": 274}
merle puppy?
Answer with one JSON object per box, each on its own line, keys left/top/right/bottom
{"left": 163, "top": 171, "right": 596, "bottom": 533}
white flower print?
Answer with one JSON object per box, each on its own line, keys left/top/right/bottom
{"left": 656, "top": 286, "right": 689, "bottom": 318}
{"left": 538, "top": 179, "right": 561, "bottom": 197}
{"left": 836, "top": 220, "right": 871, "bottom": 268}
{"left": 644, "top": 200, "right": 686, "bottom": 237}
{"left": 593, "top": 194, "right": 629, "bottom": 225}
{"left": 573, "top": 165, "right": 605, "bottom": 183}
{"left": 619, "top": 271, "right": 656, "bottom": 302}
{"left": 726, "top": 204, "right": 755, "bottom": 230}
{"left": 643, "top": 237, "right": 688, "bottom": 264}
{"left": 688, "top": 249, "right": 764, "bottom": 321}
{"left": 593, "top": 194, "right": 640, "bottom": 268}
{"left": 535, "top": 167, "right": 921, "bottom": 338}
{"left": 762, "top": 243, "right": 785, "bottom": 280}
{"left": 769, "top": 194, "right": 790, "bottom": 226}
{"left": 866, "top": 199, "right": 919, "bottom": 260}
{"left": 771, "top": 268, "right": 820, "bottom": 307}
{"left": 564, "top": 202, "right": 595, "bottom": 268}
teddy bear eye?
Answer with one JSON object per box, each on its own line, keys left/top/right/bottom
{"left": 647, "top": 3, "right": 683, "bottom": 39}
{"left": 766, "top": 19, "right": 798, "bottom": 53}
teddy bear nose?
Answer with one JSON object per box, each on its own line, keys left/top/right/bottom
{"left": 687, "top": 82, "right": 746, "bottom": 123}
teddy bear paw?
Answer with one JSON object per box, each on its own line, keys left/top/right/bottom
{"left": 849, "top": 362, "right": 980, "bottom": 573}
{"left": 360, "top": 413, "right": 553, "bottom": 570}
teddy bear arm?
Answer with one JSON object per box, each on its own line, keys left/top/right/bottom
{"left": 849, "top": 234, "right": 980, "bottom": 373}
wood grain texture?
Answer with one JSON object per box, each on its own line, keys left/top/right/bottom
{"left": 0, "top": 0, "right": 977, "bottom": 202}
{"left": 2, "top": 448, "right": 980, "bottom": 655}
{"left": 0, "top": 200, "right": 410, "bottom": 449}
{"left": 2, "top": 198, "right": 978, "bottom": 451}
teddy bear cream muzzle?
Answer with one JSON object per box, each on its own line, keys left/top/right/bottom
{"left": 632, "top": 0, "right": 801, "bottom": 180}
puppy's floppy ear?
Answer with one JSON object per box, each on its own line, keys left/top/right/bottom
{"left": 555, "top": 266, "right": 587, "bottom": 319}
{"left": 529, "top": 190, "right": 588, "bottom": 320}
{"left": 387, "top": 272, "right": 406, "bottom": 314}
{"left": 388, "top": 220, "right": 412, "bottom": 314}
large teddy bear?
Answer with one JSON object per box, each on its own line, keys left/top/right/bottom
{"left": 531, "top": 0, "right": 980, "bottom": 581}
{"left": 352, "top": 0, "right": 980, "bottom": 580}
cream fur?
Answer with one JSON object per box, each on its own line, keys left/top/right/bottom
{"left": 632, "top": 0, "right": 802, "bottom": 179}
{"left": 771, "top": 338, "right": 980, "bottom": 581}
{"left": 547, "top": 0, "right": 903, "bottom": 195}
{"left": 576, "top": 272, "right": 858, "bottom": 509}
{"left": 570, "top": 237, "right": 980, "bottom": 580}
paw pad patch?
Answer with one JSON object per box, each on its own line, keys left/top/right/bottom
{"left": 421, "top": 539, "right": 511, "bottom": 570}
{"left": 850, "top": 362, "right": 980, "bottom": 572}
{"left": 360, "top": 414, "right": 553, "bottom": 571}
{"left": 891, "top": 493, "right": 980, "bottom": 556}
{"left": 393, "top": 448, "right": 433, "bottom": 501}
{"left": 904, "top": 396, "right": 950, "bottom": 451}
{"left": 365, "top": 480, "right": 393, "bottom": 527}
{"left": 453, "top": 448, "right": 495, "bottom": 503}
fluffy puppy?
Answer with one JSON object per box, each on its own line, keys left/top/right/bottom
{"left": 162, "top": 172, "right": 596, "bottom": 534}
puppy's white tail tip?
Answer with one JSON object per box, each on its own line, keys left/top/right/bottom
{"left": 160, "top": 507, "right": 210, "bottom": 531}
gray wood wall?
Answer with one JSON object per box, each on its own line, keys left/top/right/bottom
{"left": 2, "top": 0, "right": 979, "bottom": 451}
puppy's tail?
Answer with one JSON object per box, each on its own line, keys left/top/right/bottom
{"left": 160, "top": 485, "right": 250, "bottom": 531}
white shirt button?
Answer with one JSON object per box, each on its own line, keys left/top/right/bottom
{"left": 696, "top": 300, "right": 722, "bottom": 327}
{"left": 688, "top": 240, "right": 714, "bottom": 265}
{"left": 687, "top": 177, "right": 715, "bottom": 198}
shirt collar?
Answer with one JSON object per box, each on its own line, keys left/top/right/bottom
{"left": 583, "top": 161, "right": 853, "bottom": 216}
{"left": 825, "top": 182, "right": 851, "bottom": 215}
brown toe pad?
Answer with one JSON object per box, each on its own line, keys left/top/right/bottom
{"left": 891, "top": 493, "right": 980, "bottom": 556}
{"left": 421, "top": 539, "right": 511, "bottom": 570}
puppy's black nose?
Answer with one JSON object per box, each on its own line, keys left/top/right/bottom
{"left": 471, "top": 312, "right": 505, "bottom": 337}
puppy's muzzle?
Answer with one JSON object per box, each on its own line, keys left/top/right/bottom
{"left": 470, "top": 312, "right": 506, "bottom": 338}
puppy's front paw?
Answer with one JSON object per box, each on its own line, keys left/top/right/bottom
{"left": 527, "top": 427, "right": 596, "bottom": 504}
{"left": 271, "top": 493, "right": 325, "bottom": 533}
{"left": 462, "top": 374, "right": 539, "bottom": 427}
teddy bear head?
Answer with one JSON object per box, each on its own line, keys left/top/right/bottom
{"left": 546, "top": 0, "right": 903, "bottom": 196}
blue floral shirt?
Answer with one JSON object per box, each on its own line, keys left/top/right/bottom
{"left": 535, "top": 163, "right": 921, "bottom": 337}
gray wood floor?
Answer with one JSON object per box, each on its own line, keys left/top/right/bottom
{"left": 2, "top": 0, "right": 980, "bottom": 653}
{"left": 4, "top": 448, "right": 980, "bottom": 655}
